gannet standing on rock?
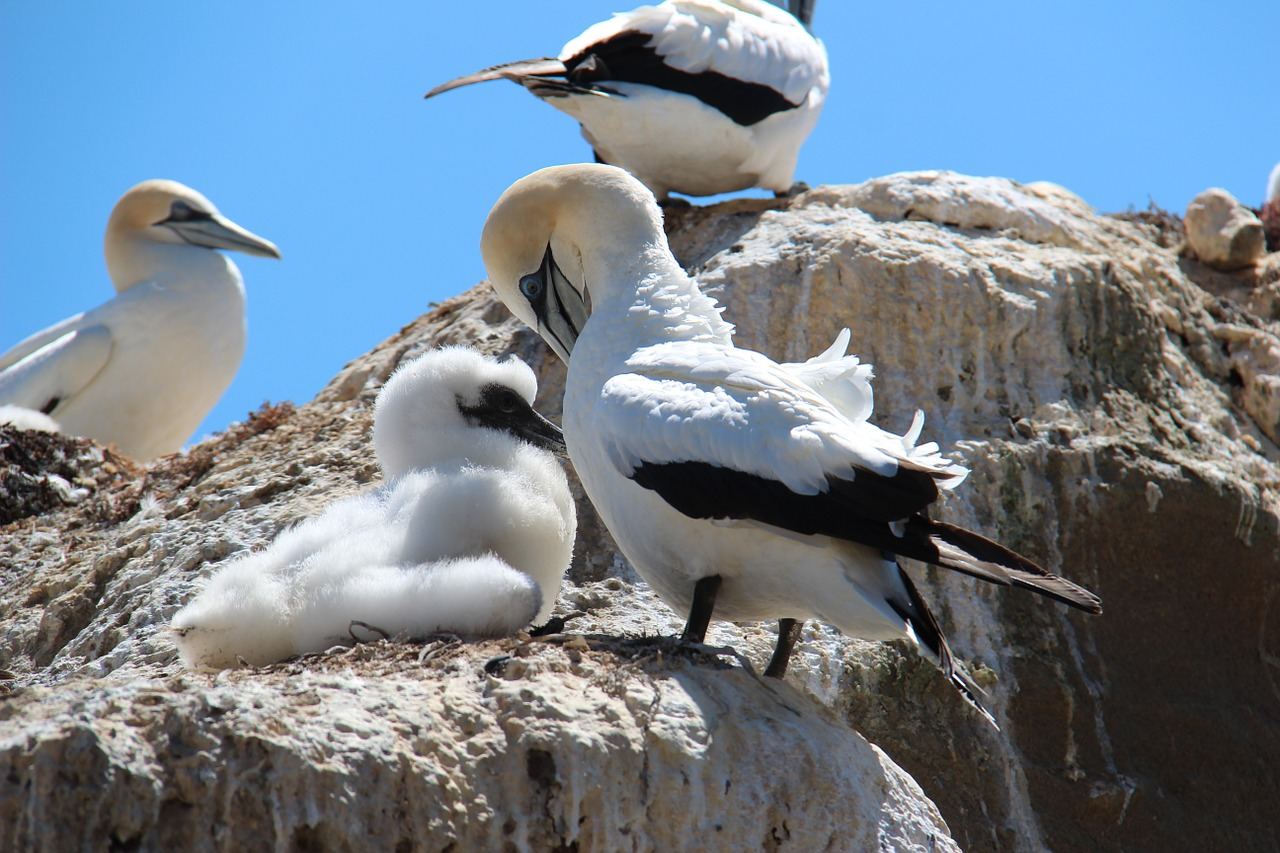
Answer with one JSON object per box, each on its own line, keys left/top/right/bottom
{"left": 481, "top": 165, "right": 1103, "bottom": 723}
{"left": 0, "top": 180, "right": 279, "bottom": 461}
{"left": 426, "top": 0, "right": 828, "bottom": 198}
{"left": 171, "top": 347, "right": 576, "bottom": 670}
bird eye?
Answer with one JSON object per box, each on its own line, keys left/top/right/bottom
{"left": 498, "top": 391, "right": 521, "bottom": 413}
{"left": 519, "top": 274, "right": 543, "bottom": 300}
{"left": 169, "top": 200, "right": 194, "bottom": 221}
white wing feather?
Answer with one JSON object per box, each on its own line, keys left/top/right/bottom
{"left": 0, "top": 325, "right": 113, "bottom": 413}
{"left": 598, "top": 340, "right": 967, "bottom": 495}
{"left": 779, "top": 328, "right": 874, "bottom": 423}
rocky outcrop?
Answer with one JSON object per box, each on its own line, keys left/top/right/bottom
{"left": 1185, "top": 187, "right": 1266, "bottom": 271}
{"left": 2, "top": 171, "right": 1279, "bottom": 851}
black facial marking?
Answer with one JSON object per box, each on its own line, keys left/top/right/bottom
{"left": 40, "top": 396, "right": 61, "bottom": 415}
{"left": 520, "top": 244, "right": 587, "bottom": 360}
{"left": 157, "top": 199, "right": 214, "bottom": 226}
{"left": 457, "top": 383, "right": 565, "bottom": 452}
{"left": 563, "top": 30, "right": 801, "bottom": 126}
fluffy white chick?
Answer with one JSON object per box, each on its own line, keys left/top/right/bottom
{"left": 171, "top": 347, "right": 576, "bottom": 668}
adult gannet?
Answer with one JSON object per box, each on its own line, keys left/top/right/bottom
{"left": 0, "top": 180, "right": 279, "bottom": 461}
{"left": 481, "top": 165, "right": 1103, "bottom": 722}
{"left": 426, "top": 0, "right": 828, "bottom": 199}
{"left": 171, "top": 347, "right": 576, "bottom": 669}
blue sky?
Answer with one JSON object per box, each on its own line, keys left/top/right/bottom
{"left": 2, "top": 2, "right": 1276, "bottom": 445}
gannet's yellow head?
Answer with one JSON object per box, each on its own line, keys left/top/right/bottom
{"left": 481, "top": 164, "right": 666, "bottom": 363}
{"left": 105, "top": 179, "right": 280, "bottom": 291}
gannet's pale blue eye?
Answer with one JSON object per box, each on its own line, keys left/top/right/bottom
{"left": 519, "top": 275, "right": 543, "bottom": 300}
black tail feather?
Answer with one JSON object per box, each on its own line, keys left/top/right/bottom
{"left": 891, "top": 565, "right": 998, "bottom": 729}
{"left": 918, "top": 519, "right": 1103, "bottom": 614}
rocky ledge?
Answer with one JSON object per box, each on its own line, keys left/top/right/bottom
{"left": 2, "top": 171, "right": 1278, "bottom": 852}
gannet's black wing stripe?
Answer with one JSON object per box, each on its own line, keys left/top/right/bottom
{"left": 564, "top": 31, "right": 799, "bottom": 126}
{"left": 628, "top": 460, "right": 1103, "bottom": 614}
{"left": 630, "top": 459, "right": 939, "bottom": 529}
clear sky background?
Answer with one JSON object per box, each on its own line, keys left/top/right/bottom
{"left": 2, "top": 2, "right": 1277, "bottom": 445}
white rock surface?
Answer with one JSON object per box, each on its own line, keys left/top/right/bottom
{"left": 1185, "top": 186, "right": 1266, "bottom": 270}
{"left": 2, "top": 171, "right": 1279, "bottom": 852}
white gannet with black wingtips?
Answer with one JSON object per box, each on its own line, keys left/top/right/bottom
{"left": 426, "top": 0, "right": 828, "bottom": 199}
{"left": 481, "top": 165, "right": 1103, "bottom": 723}
{"left": 0, "top": 180, "right": 280, "bottom": 461}
{"left": 171, "top": 347, "right": 576, "bottom": 669}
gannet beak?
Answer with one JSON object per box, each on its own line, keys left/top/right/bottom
{"left": 513, "top": 406, "right": 567, "bottom": 454}
{"left": 164, "top": 213, "right": 282, "bottom": 259}
{"left": 519, "top": 245, "right": 588, "bottom": 365}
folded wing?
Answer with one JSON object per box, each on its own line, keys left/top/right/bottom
{"left": 0, "top": 325, "right": 113, "bottom": 416}
{"left": 601, "top": 341, "right": 1101, "bottom": 614}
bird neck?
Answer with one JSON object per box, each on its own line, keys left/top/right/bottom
{"left": 377, "top": 426, "right": 533, "bottom": 481}
{"left": 586, "top": 246, "right": 734, "bottom": 346}
{"left": 105, "top": 236, "right": 238, "bottom": 294}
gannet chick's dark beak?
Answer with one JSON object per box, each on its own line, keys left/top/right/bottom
{"left": 458, "top": 382, "right": 567, "bottom": 454}
{"left": 157, "top": 199, "right": 281, "bottom": 259}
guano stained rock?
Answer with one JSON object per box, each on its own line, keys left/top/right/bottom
{"left": 2, "top": 171, "right": 1279, "bottom": 852}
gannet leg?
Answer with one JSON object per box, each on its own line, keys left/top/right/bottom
{"left": 680, "top": 575, "right": 721, "bottom": 643}
{"left": 764, "top": 618, "right": 803, "bottom": 678}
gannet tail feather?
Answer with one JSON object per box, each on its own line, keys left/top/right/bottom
{"left": 921, "top": 519, "right": 1103, "bottom": 613}
{"left": 426, "top": 58, "right": 567, "bottom": 98}
{"left": 890, "top": 563, "right": 997, "bottom": 728}
{"left": 627, "top": 460, "right": 1100, "bottom": 613}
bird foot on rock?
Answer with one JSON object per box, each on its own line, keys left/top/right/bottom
{"left": 416, "top": 632, "right": 463, "bottom": 664}
{"left": 774, "top": 181, "right": 810, "bottom": 198}
{"left": 348, "top": 620, "right": 392, "bottom": 643}
{"left": 528, "top": 610, "right": 586, "bottom": 637}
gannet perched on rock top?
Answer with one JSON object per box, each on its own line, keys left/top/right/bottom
{"left": 482, "top": 164, "right": 1103, "bottom": 722}
{"left": 172, "top": 347, "right": 576, "bottom": 669}
{"left": 0, "top": 180, "right": 279, "bottom": 461}
{"left": 426, "top": 0, "right": 828, "bottom": 198}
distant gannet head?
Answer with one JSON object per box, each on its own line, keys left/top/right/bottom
{"left": 481, "top": 164, "right": 669, "bottom": 363}
{"left": 373, "top": 346, "right": 565, "bottom": 479}
{"left": 104, "top": 179, "right": 281, "bottom": 292}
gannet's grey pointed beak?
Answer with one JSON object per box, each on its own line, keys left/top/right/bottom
{"left": 166, "top": 213, "right": 282, "bottom": 259}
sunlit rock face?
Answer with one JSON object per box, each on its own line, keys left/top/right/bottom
{"left": 2, "top": 172, "right": 1278, "bottom": 852}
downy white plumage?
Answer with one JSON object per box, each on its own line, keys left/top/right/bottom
{"left": 0, "top": 180, "right": 280, "bottom": 461}
{"left": 481, "top": 164, "right": 1102, "bottom": 723}
{"left": 426, "top": 0, "right": 828, "bottom": 198}
{"left": 171, "top": 347, "right": 576, "bottom": 669}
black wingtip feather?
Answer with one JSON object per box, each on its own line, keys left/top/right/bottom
{"left": 921, "top": 519, "right": 1103, "bottom": 614}
{"left": 892, "top": 565, "right": 998, "bottom": 728}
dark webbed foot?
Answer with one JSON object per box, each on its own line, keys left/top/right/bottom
{"left": 529, "top": 611, "right": 585, "bottom": 637}
{"left": 764, "top": 618, "right": 803, "bottom": 678}
{"left": 680, "top": 575, "right": 722, "bottom": 643}
{"left": 774, "top": 181, "right": 810, "bottom": 199}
